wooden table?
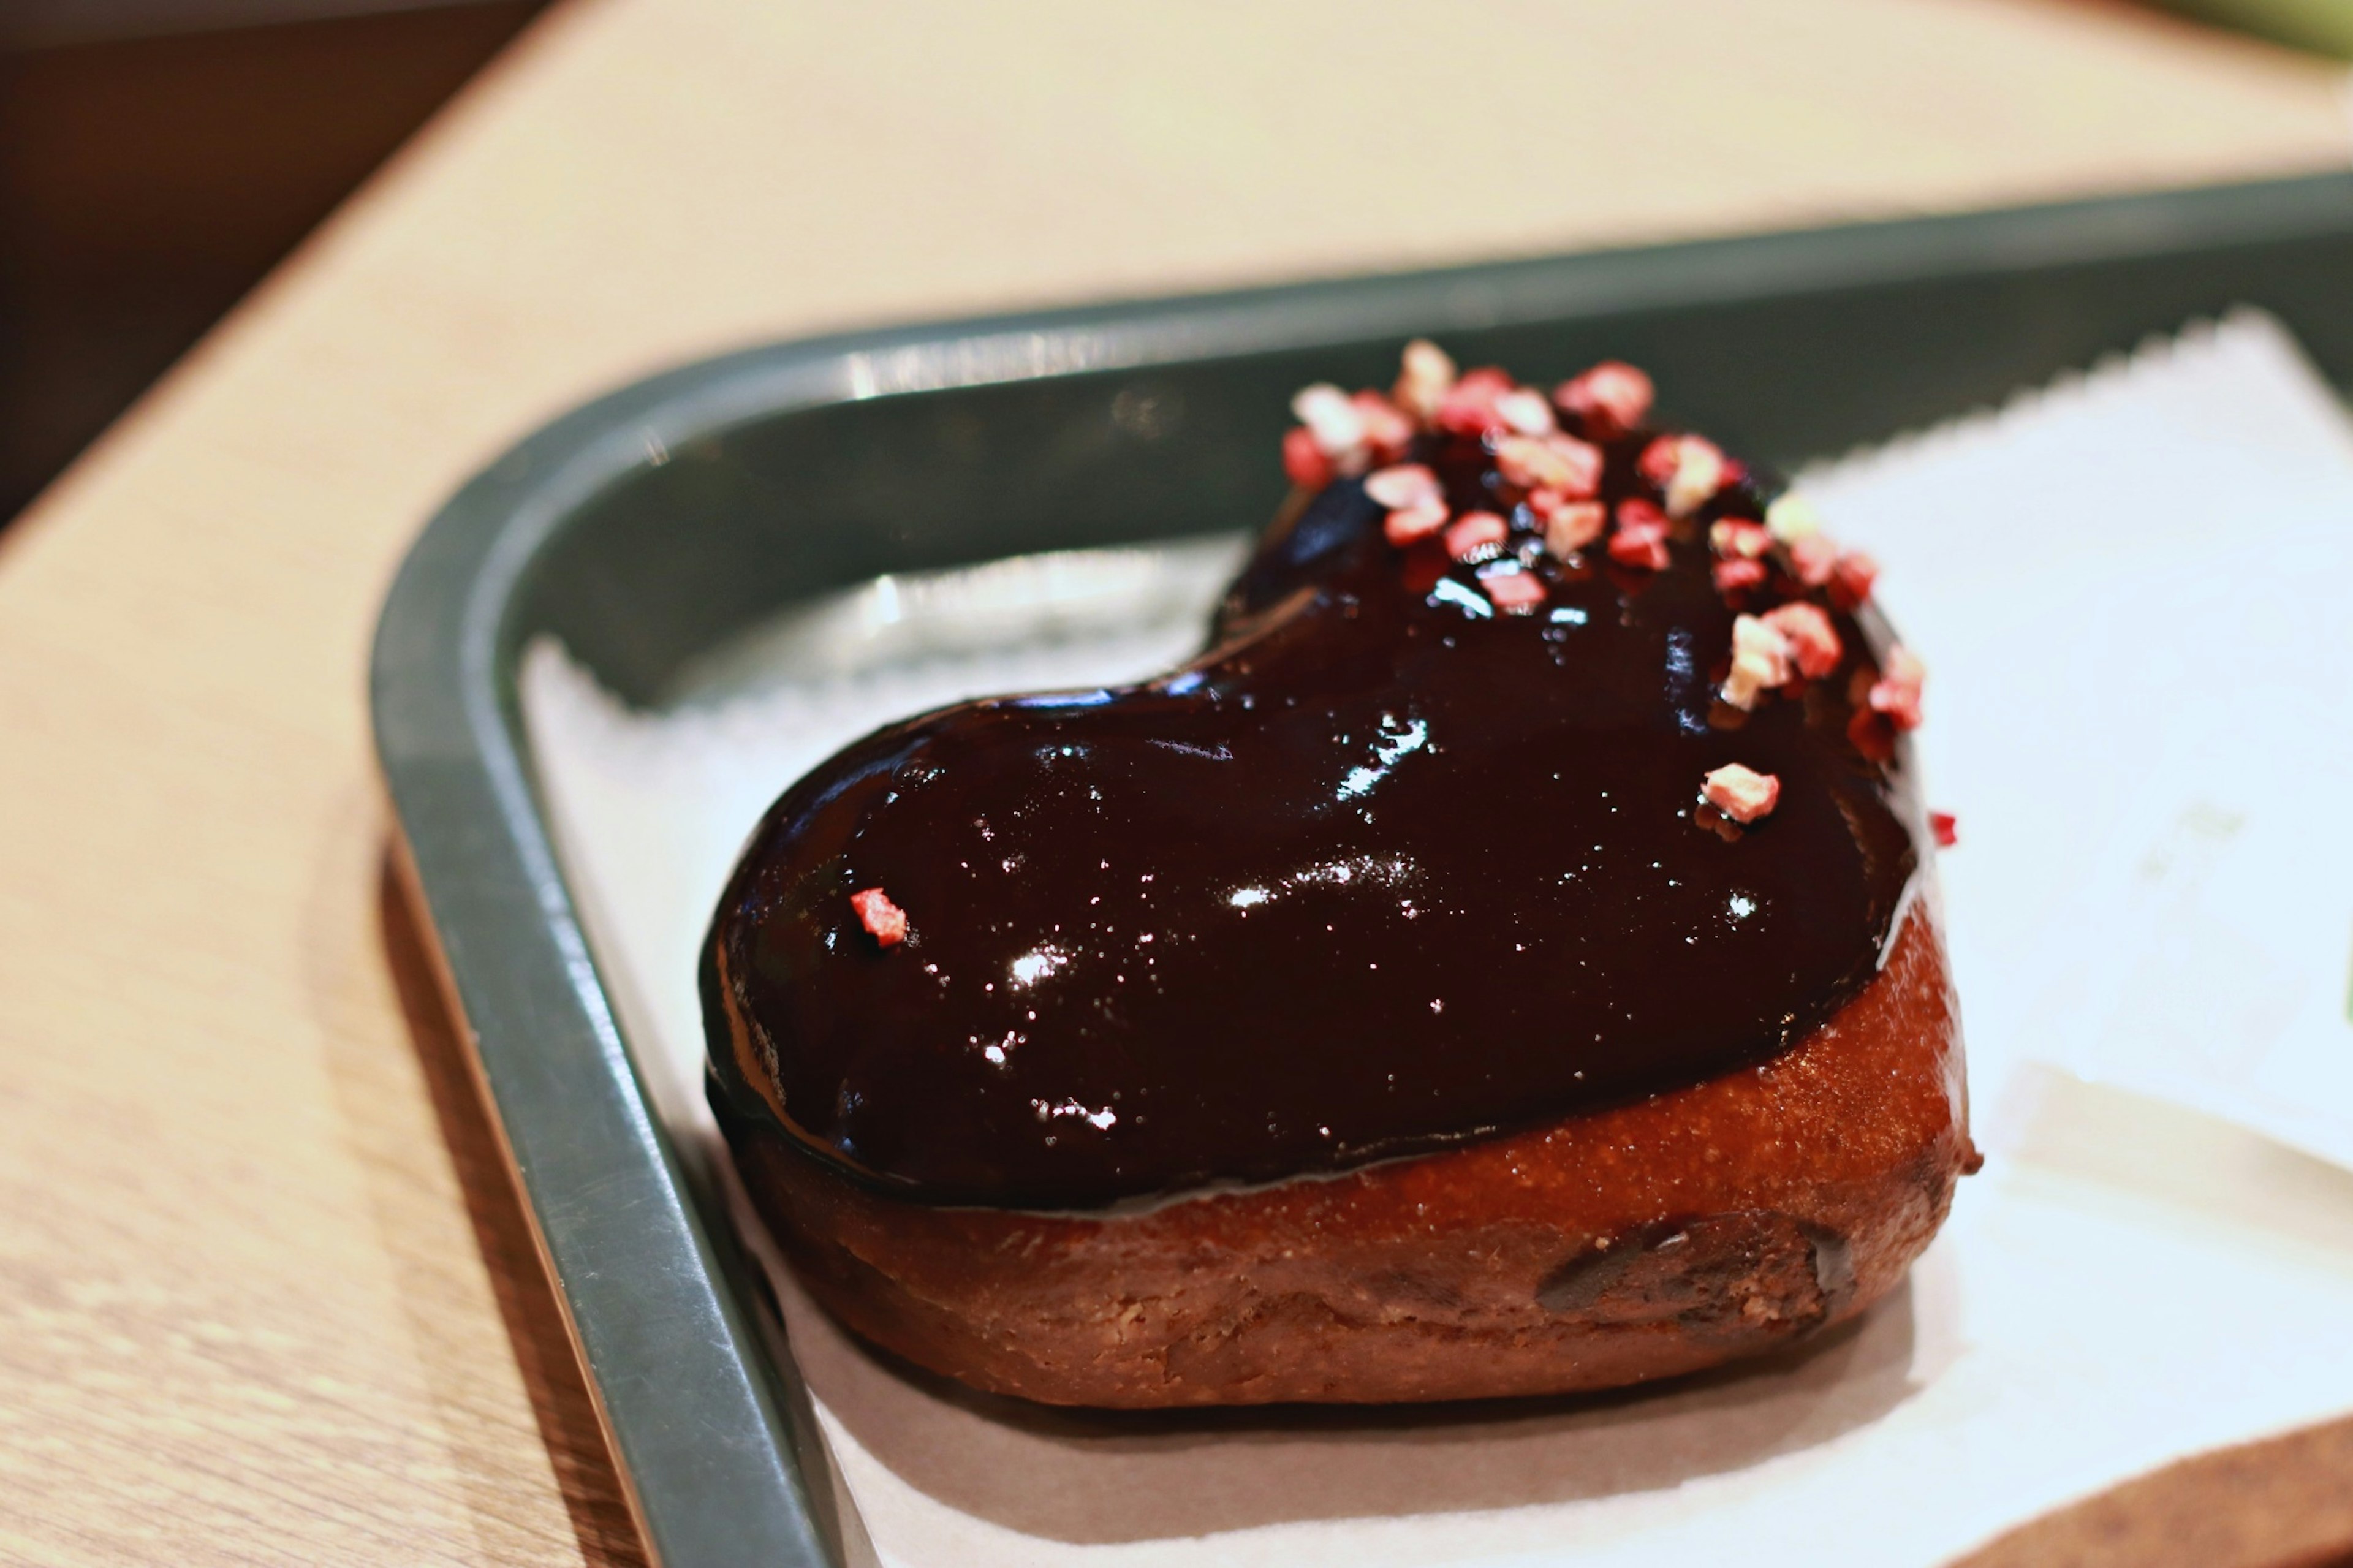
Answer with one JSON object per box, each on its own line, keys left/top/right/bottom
{"left": 2, "top": 2, "right": 2349, "bottom": 1562}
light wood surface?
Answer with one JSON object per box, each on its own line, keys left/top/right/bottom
{"left": 1, "top": 2, "right": 2347, "bottom": 1562}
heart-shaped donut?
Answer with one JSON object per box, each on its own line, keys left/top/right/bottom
{"left": 705, "top": 346, "right": 1929, "bottom": 1210}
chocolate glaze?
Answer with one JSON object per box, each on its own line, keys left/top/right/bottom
{"left": 703, "top": 423, "right": 1925, "bottom": 1209}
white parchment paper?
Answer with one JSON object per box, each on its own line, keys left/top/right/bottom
{"left": 522, "top": 312, "right": 2353, "bottom": 1568}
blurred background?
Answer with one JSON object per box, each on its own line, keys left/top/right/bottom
{"left": 0, "top": 0, "right": 2346, "bottom": 534}
{"left": 0, "top": 0, "right": 546, "bottom": 525}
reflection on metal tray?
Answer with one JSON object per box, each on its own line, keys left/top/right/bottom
{"left": 671, "top": 534, "right": 1247, "bottom": 705}
{"left": 372, "top": 170, "right": 2353, "bottom": 1568}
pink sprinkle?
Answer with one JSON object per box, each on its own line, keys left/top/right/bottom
{"left": 1930, "top": 811, "right": 1958, "bottom": 849}
{"left": 1702, "top": 763, "right": 1781, "bottom": 825}
{"left": 1867, "top": 645, "right": 1926, "bottom": 730}
{"left": 1384, "top": 499, "right": 1449, "bottom": 546}
{"left": 1436, "top": 367, "right": 1516, "bottom": 436}
{"left": 1553, "top": 361, "right": 1654, "bottom": 438}
{"left": 1282, "top": 426, "right": 1333, "bottom": 491}
{"left": 1393, "top": 339, "right": 1457, "bottom": 425}
{"left": 1542, "top": 499, "right": 1607, "bottom": 557}
{"left": 1713, "top": 557, "right": 1767, "bottom": 594}
{"left": 1363, "top": 463, "right": 1441, "bottom": 509}
{"left": 1492, "top": 436, "right": 1556, "bottom": 490}
{"left": 1609, "top": 498, "right": 1671, "bottom": 569}
{"left": 1291, "top": 383, "right": 1365, "bottom": 465}
{"left": 1495, "top": 387, "right": 1557, "bottom": 436}
{"left": 1483, "top": 569, "right": 1547, "bottom": 614}
{"left": 850, "top": 888, "right": 909, "bottom": 947}
{"left": 1674, "top": 445, "right": 1727, "bottom": 517}
{"left": 1868, "top": 681, "right": 1925, "bottom": 730}
{"left": 1494, "top": 433, "right": 1601, "bottom": 498}
{"left": 1616, "top": 496, "right": 1669, "bottom": 532}
{"left": 1444, "top": 510, "right": 1509, "bottom": 561}
{"left": 1787, "top": 532, "right": 1838, "bottom": 587}
{"left": 1608, "top": 524, "right": 1669, "bottom": 570}
{"left": 1637, "top": 434, "right": 1727, "bottom": 518}
{"left": 1721, "top": 613, "right": 1794, "bottom": 709}
{"left": 1762, "top": 601, "right": 1843, "bottom": 678}
{"left": 1710, "top": 518, "right": 1771, "bottom": 559}
{"left": 1831, "top": 549, "right": 1879, "bottom": 608}
{"left": 1637, "top": 436, "right": 1682, "bottom": 488}
{"left": 1351, "top": 390, "right": 1416, "bottom": 464}
{"left": 1542, "top": 434, "right": 1604, "bottom": 497}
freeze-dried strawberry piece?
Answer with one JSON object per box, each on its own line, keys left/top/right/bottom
{"left": 1713, "top": 557, "right": 1767, "bottom": 594}
{"left": 1869, "top": 683, "right": 1924, "bottom": 731}
{"left": 1546, "top": 434, "right": 1604, "bottom": 497}
{"left": 1292, "top": 382, "right": 1363, "bottom": 455}
{"left": 1721, "top": 613, "right": 1795, "bottom": 710}
{"left": 1282, "top": 426, "right": 1334, "bottom": 490}
{"left": 850, "top": 888, "right": 909, "bottom": 947}
{"left": 1765, "top": 493, "right": 1823, "bottom": 543}
{"left": 1482, "top": 567, "right": 1547, "bottom": 614}
{"left": 1787, "top": 532, "right": 1838, "bottom": 587}
{"left": 1383, "top": 499, "right": 1449, "bottom": 546}
{"left": 1495, "top": 387, "right": 1557, "bottom": 436}
{"left": 1608, "top": 499, "right": 1671, "bottom": 570}
{"left": 1542, "top": 499, "right": 1607, "bottom": 558}
{"left": 1616, "top": 496, "right": 1669, "bottom": 532}
{"left": 1363, "top": 463, "right": 1441, "bottom": 509}
{"left": 1762, "top": 601, "right": 1842, "bottom": 678}
{"left": 1444, "top": 511, "right": 1509, "bottom": 562}
{"left": 1830, "top": 549, "right": 1879, "bottom": 609}
{"left": 1640, "top": 434, "right": 1727, "bottom": 518}
{"left": 1930, "top": 811, "right": 1958, "bottom": 849}
{"left": 1392, "top": 338, "right": 1457, "bottom": 426}
{"left": 1553, "top": 360, "right": 1654, "bottom": 438}
{"left": 1701, "top": 763, "right": 1781, "bottom": 824}
{"left": 1352, "top": 390, "right": 1416, "bottom": 464}
{"left": 1710, "top": 518, "right": 1770, "bottom": 559}
{"left": 1665, "top": 438, "right": 1727, "bottom": 518}
{"left": 1608, "top": 529, "right": 1670, "bottom": 570}
{"left": 1867, "top": 645, "right": 1926, "bottom": 730}
{"left": 1436, "top": 367, "right": 1517, "bottom": 436}
{"left": 1636, "top": 436, "right": 1679, "bottom": 487}
{"left": 1491, "top": 436, "right": 1552, "bottom": 491}
{"left": 1495, "top": 433, "right": 1602, "bottom": 497}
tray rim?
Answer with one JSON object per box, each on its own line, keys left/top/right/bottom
{"left": 369, "top": 167, "right": 2353, "bottom": 1568}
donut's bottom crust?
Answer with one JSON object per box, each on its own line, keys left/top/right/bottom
{"left": 722, "top": 906, "right": 1972, "bottom": 1407}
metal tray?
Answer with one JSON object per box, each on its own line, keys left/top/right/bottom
{"left": 371, "top": 170, "right": 2353, "bottom": 1568}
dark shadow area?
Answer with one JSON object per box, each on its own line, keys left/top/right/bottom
{"left": 0, "top": 1, "right": 545, "bottom": 526}
{"left": 379, "top": 850, "right": 650, "bottom": 1568}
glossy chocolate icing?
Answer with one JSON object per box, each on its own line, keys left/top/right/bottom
{"left": 703, "top": 416, "right": 1925, "bottom": 1209}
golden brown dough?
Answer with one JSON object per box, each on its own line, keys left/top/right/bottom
{"left": 721, "top": 903, "right": 1972, "bottom": 1407}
